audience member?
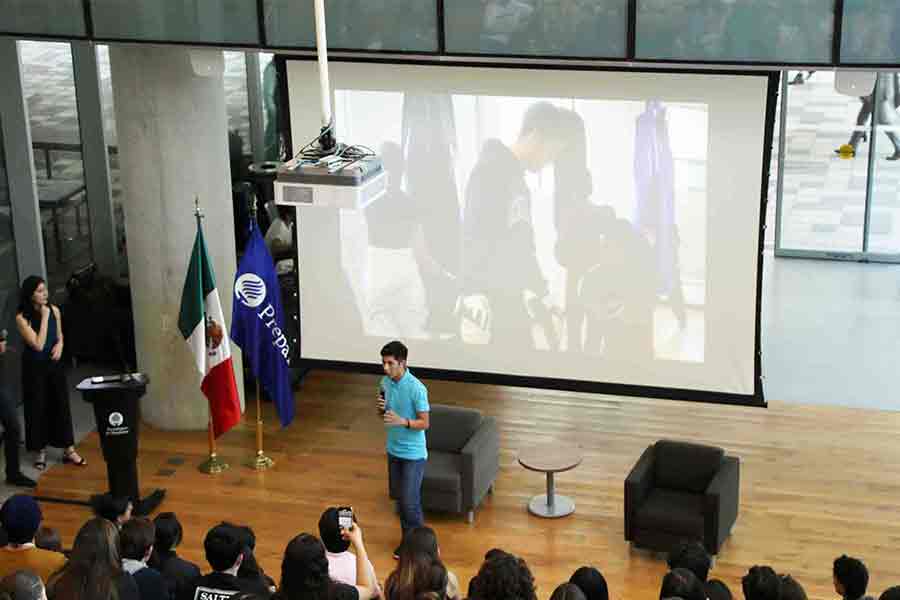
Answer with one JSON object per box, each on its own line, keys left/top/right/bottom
{"left": 550, "top": 583, "right": 587, "bottom": 600}
{"left": 742, "top": 566, "right": 782, "bottom": 600}
{"left": 318, "top": 508, "right": 381, "bottom": 596}
{"left": 34, "top": 527, "right": 62, "bottom": 554}
{"left": 706, "top": 580, "right": 734, "bottom": 600}
{"left": 668, "top": 541, "right": 712, "bottom": 582}
{"left": 569, "top": 567, "right": 608, "bottom": 600}
{"left": 120, "top": 518, "right": 168, "bottom": 600}
{"left": 469, "top": 552, "right": 536, "bottom": 600}
{"left": 389, "top": 527, "right": 458, "bottom": 600}
{"left": 779, "top": 575, "right": 807, "bottom": 600}
{"left": 46, "top": 517, "right": 140, "bottom": 600}
{"left": 272, "top": 527, "right": 376, "bottom": 600}
{"left": 834, "top": 556, "right": 873, "bottom": 600}
{"left": 660, "top": 568, "right": 706, "bottom": 600}
{"left": 0, "top": 495, "right": 66, "bottom": 582}
{"left": 879, "top": 587, "right": 900, "bottom": 600}
{"left": 385, "top": 528, "right": 451, "bottom": 600}
{"left": 0, "top": 570, "right": 46, "bottom": 600}
{"left": 467, "top": 549, "right": 513, "bottom": 599}
{"left": 180, "top": 524, "right": 272, "bottom": 600}
{"left": 149, "top": 512, "right": 201, "bottom": 600}
{"left": 219, "top": 521, "right": 277, "bottom": 593}
{"left": 89, "top": 494, "right": 132, "bottom": 528}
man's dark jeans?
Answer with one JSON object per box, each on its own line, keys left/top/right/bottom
{"left": 388, "top": 453, "right": 426, "bottom": 534}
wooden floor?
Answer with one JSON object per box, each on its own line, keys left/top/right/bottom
{"left": 36, "top": 371, "right": 900, "bottom": 600}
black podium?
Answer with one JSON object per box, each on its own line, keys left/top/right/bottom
{"left": 76, "top": 374, "right": 165, "bottom": 516}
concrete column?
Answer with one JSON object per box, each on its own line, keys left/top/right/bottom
{"left": 109, "top": 45, "right": 243, "bottom": 431}
{"left": 71, "top": 41, "right": 118, "bottom": 278}
{"left": 0, "top": 39, "right": 46, "bottom": 282}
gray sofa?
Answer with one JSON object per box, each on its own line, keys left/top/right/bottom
{"left": 624, "top": 439, "right": 740, "bottom": 555}
{"left": 390, "top": 404, "right": 500, "bottom": 523}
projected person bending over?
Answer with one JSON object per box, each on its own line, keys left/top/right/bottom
{"left": 460, "top": 102, "right": 566, "bottom": 347}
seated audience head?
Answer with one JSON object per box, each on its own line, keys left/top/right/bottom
{"left": 551, "top": 583, "right": 587, "bottom": 600}
{"left": 569, "top": 567, "right": 609, "bottom": 600}
{"left": 879, "top": 587, "right": 900, "bottom": 600}
{"left": 152, "top": 512, "right": 184, "bottom": 553}
{"left": 318, "top": 507, "right": 350, "bottom": 554}
{"left": 387, "top": 527, "right": 448, "bottom": 600}
{"left": 0, "top": 571, "right": 45, "bottom": 600}
{"left": 742, "top": 566, "right": 782, "bottom": 600}
{"left": 89, "top": 494, "right": 132, "bottom": 527}
{"left": 47, "top": 518, "right": 122, "bottom": 600}
{"left": 470, "top": 552, "right": 536, "bottom": 600}
{"left": 204, "top": 524, "right": 244, "bottom": 574}
{"left": 834, "top": 556, "right": 869, "bottom": 600}
{"left": 779, "top": 575, "right": 807, "bottom": 600}
{"left": 34, "top": 526, "right": 62, "bottom": 553}
{"left": 120, "top": 517, "right": 155, "bottom": 562}
{"left": 660, "top": 568, "right": 706, "bottom": 600}
{"left": 218, "top": 521, "right": 272, "bottom": 587}
{"left": 668, "top": 540, "right": 712, "bottom": 582}
{"left": 399, "top": 526, "right": 440, "bottom": 560}
{"left": 277, "top": 533, "right": 332, "bottom": 599}
{"left": 0, "top": 495, "right": 42, "bottom": 546}
{"left": 706, "top": 579, "right": 734, "bottom": 600}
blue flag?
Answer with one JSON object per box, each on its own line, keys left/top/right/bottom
{"left": 231, "top": 223, "right": 295, "bottom": 427}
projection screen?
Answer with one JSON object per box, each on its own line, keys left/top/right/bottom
{"left": 284, "top": 60, "right": 773, "bottom": 404}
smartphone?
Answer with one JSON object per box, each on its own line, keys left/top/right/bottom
{"left": 338, "top": 507, "right": 353, "bottom": 530}
{"left": 378, "top": 388, "right": 386, "bottom": 415}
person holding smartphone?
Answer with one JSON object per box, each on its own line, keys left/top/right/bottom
{"left": 376, "top": 341, "right": 430, "bottom": 559}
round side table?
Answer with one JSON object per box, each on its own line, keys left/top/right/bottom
{"left": 517, "top": 444, "right": 583, "bottom": 518}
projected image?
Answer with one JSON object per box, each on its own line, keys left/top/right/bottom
{"left": 331, "top": 91, "right": 708, "bottom": 364}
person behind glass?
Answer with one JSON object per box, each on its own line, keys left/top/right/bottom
{"left": 14, "top": 276, "right": 85, "bottom": 471}
{"left": 0, "top": 328, "right": 37, "bottom": 487}
{"left": 376, "top": 341, "right": 429, "bottom": 559}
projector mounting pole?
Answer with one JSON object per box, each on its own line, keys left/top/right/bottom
{"left": 313, "top": 0, "right": 336, "bottom": 153}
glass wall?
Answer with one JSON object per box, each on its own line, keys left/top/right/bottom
{"left": 775, "top": 70, "right": 900, "bottom": 261}
{"left": 263, "top": 0, "right": 438, "bottom": 51}
{"left": 443, "top": 0, "right": 628, "bottom": 57}
{"left": 636, "top": 0, "right": 834, "bottom": 63}
{"left": 840, "top": 0, "right": 900, "bottom": 64}
{"left": 90, "top": 0, "right": 259, "bottom": 45}
{"left": 19, "top": 41, "right": 91, "bottom": 292}
{"left": 0, "top": 0, "right": 86, "bottom": 37}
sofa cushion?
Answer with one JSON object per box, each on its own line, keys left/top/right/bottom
{"left": 635, "top": 488, "right": 705, "bottom": 538}
{"left": 654, "top": 440, "right": 724, "bottom": 494}
{"left": 427, "top": 405, "right": 483, "bottom": 453}
{"left": 424, "top": 452, "right": 462, "bottom": 493}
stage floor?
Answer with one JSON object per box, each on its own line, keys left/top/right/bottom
{"left": 35, "top": 370, "right": 900, "bottom": 600}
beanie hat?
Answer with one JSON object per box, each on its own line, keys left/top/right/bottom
{"left": 0, "top": 495, "right": 42, "bottom": 545}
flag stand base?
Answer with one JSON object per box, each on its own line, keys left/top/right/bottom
{"left": 246, "top": 450, "right": 275, "bottom": 471}
{"left": 198, "top": 453, "right": 229, "bottom": 474}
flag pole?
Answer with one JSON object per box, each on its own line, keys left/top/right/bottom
{"left": 246, "top": 379, "right": 274, "bottom": 470}
{"left": 244, "top": 192, "right": 274, "bottom": 471}
{"left": 193, "top": 196, "right": 230, "bottom": 475}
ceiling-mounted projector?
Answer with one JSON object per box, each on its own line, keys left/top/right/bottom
{"left": 275, "top": 0, "right": 385, "bottom": 211}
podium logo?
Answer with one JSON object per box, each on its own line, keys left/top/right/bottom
{"left": 109, "top": 412, "right": 124, "bottom": 427}
{"left": 235, "top": 273, "right": 267, "bottom": 308}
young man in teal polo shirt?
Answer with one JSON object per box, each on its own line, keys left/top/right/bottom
{"left": 376, "top": 340, "right": 429, "bottom": 558}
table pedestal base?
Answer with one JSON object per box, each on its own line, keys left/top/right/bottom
{"left": 528, "top": 493, "right": 575, "bottom": 518}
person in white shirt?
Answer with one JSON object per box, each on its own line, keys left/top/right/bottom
{"left": 318, "top": 507, "right": 382, "bottom": 597}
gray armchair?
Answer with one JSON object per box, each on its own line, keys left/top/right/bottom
{"left": 624, "top": 440, "right": 740, "bottom": 554}
{"left": 390, "top": 404, "right": 500, "bottom": 523}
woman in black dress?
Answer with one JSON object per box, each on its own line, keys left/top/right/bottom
{"left": 14, "top": 275, "right": 85, "bottom": 470}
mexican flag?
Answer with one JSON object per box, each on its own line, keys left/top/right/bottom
{"left": 178, "top": 222, "right": 241, "bottom": 438}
